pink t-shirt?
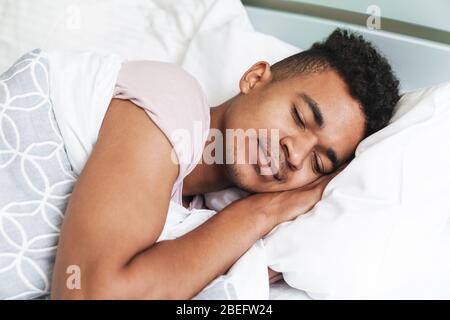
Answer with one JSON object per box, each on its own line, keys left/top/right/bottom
{"left": 112, "top": 60, "right": 210, "bottom": 206}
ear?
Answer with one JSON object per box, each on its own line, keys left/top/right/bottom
{"left": 239, "top": 61, "right": 273, "bottom": 94}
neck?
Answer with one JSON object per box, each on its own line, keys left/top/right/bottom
{"left": 182, "top": 98, "right": 234, "bottom": 196}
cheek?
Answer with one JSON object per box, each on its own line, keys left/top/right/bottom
{"left": 246, "top": 97, "right": 287, "bottom": 128}
{"left": 285, "top": 171, "right": 318, "bottom": 190}
{"left": 225, "top": 110, "right": 256, "bottom": 133}
{"left": 260, "top": 105, "right": 288, "bottom": 127}
{"left": 227, "top": 96, "right": 291, "bottom": 134}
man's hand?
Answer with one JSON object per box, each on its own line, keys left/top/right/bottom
{"left": 238, "top": 163, "right": 348, "bottom": 234}
{"left": 268, "top": 268, "right": 283, "bottom": 284}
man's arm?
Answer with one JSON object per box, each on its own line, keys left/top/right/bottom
{"left": 51, "top": 99, "right": 325, "bottom": 299}
{"left": 50, "top": 98, "right": 179, "bottom": 298}
{"left": 269, "top": 268, "right": 283, "bottom": 284}
{"left": 50, "top": 99, "right": 275, "bottom": 299}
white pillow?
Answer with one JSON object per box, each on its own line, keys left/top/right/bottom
{"left": 0, "top": 0, "right": 208, "bottom": 71}
{"left": 264, "top": 82, "right": 450, "bottom": 299}
{"left": 180, "top": 0, "right": 300, "bottom": 106}
{"left": 0, "top": 0, "right": 300, "bottom": 107}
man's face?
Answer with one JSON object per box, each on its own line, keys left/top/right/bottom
{"left": 222, "top": 63, "right": 366, "bottom": 193}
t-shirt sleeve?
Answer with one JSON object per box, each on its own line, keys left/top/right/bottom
{"left": 112, "top": 60, "right": 210, "bottom": 191}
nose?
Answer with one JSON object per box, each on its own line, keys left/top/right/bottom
{"left": 280, "top": 132, "right": 318, "bottom": 171}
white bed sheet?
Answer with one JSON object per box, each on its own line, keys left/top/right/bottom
{"left": 269, "top": 281, "right": 312, "bottom": 300}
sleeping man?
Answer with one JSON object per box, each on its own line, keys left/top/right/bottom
{"left": 46, "top": 28, "right": 400, "bottom": 299}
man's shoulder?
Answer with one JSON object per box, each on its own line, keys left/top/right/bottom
{"left": 118, "top": 60, "right": 210, "bottom": 124}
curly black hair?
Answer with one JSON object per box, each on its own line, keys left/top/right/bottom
{"left": 271, "top": 28, "right": 400, "bottom": 137}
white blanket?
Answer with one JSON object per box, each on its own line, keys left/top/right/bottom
{"left": 46, "top": 50, "right": 124, "bottom": 176}
{"left": 161, "top": 199, "right": 270, "bottom": 300}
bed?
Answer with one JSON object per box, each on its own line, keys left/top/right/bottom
{"left": 1, "top": 0, "right": 450, "bottom": 300}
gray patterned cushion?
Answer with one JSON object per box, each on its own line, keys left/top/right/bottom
{"left": 0, "top": 49, "right": 76, "bottom": 299}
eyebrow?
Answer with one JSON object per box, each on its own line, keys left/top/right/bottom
{"left": 298, "top": 92, "right": 340, "bottom": 172}
{"left": 299, "top": 93, "right": 324, "bottom": 128}
{"left": 326, "top": 148, "right": 339, "bottom": 172}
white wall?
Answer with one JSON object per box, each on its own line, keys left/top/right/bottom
{"left": 285, "top": 0, "right": 450, "bottom": 32}
{"left": 245, "top": 6, "right": 450, "bottom": 91}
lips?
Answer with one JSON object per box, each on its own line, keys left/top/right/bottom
{"left": 257, "top": 139, "right": 275, "bottom": 177}
{"left": 256, "top": 138, "right": 285, "bottom": 181}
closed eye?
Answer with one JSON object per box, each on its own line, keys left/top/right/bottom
{"left": 291, "top": 105, "right": 305, "bottom": 129}
{"left": 312, "top": 152, "right": 324, "bottom": 175}
{"left": 291, "top": 105, "right": 325, "bottom": 175}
